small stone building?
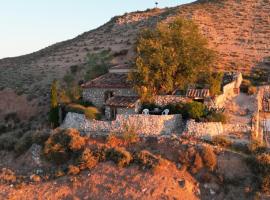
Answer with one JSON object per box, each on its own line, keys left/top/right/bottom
{"left": 81, "top": 64, "right": 140, "bottom": 120}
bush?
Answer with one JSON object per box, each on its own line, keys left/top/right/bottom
{"left": 261, "top": 175, "right": 270, "bottom": 194}
{"left": 106, "top": 147, "right": 133, "bottom": 167}
{"left": 0, "top": 133, "right": 19, "bottom": 151}
{"left": 68, "top": 165, "right": 80, "bottom": 175}
{"left": 248, "top": 86, "right": 257, "bottom": 95}
{"left": 31, "top": 130, "right": 51, "bottom": 146}
{"left": 184, "top": 102, "right": 206, "bottom": 120}
{"left": 212, "top": 135, "right": 232, "bottom": 148}
{"left": 206, "top": 112, "right": 227, "bottom": 123}
{"left": 14, "top": 131, "right": 33, "bottom": 154}
{"left": 135, "top": 150, "right": 160, "bottom": 169}
{"left": 240, "top": 79, "right": 252, "bottom": 93}
{"left": 192, "top": 152, "right": 204, "bottom": 174}
{"left": 201, "top": 146, "right": 217, "bottom": 171}
{"left": 66, "top": 104, "right": 101, "bottom": 120}
{"left": 122, "top": 123, "right": 139, "bottom": 145}
{"left": 77, "top": 148, "right": 98, "bottom": 170}
{"left": 84, "top": 107, "right": 101, "bottom": 120}
{"left": 43, "top": 129, "right": 86, "bottom": 164}
{"left": 248, "top": 139, "right": 266, "bottom": 154}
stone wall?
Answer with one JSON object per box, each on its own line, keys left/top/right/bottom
{"left": 214, "top": 73, "right": 243, "bottom": 107}
{"left": 153, "top": 95, "right": 190, "bottom": 106}
{"left": 62, "top": 112, "right": 182, "bottom": 136}
{"left": 184, "top": 120, "right": 251, "bottom": 138}
{"left": 82, "top": 88, "right": 137, "bottom": 107}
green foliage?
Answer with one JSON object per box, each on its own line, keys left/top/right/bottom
{"left": 66, "top": 104, "right": 101, "bottom": 120}
{"left": 129, "top": 18, "right": 215, "bottom": 100}
{"left": 49, "top": 80, "right": 59, "bottom": 127}
{"left": 184, "top": 102, "right": 206, "bottom": 120}
{"left": 197, "top": 72, "right": 223, "bottom": 95}
{"left": 206, "top": 112, "right": 227, "bottom": 123}
{"left": 84, "top": 50, "right": 112, "bottom": 81}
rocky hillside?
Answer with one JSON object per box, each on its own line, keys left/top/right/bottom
{"left": 0, "top": 0, "right": 269, "bottom": 122}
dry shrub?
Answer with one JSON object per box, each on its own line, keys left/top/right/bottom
{"left": 201, "top": 146, "right": 217, "bottom": 171}
{"left": 135, "top": 150, "right": 161, "bottom": 169}
{"left": 68, "top": 165, "right": 80, "bottom": 175}
{"left": 191, "top": 152, "right": 204, "bottom": 174}
{"left": 212, "top": 135, "right": 232, "bottom": 148}
{"left": 106, "top": 147, "right": 133, "bottom": 167}
{"left": 261, "top": 175, "right": 270, "bottom": 194}
{"left": 248, "top": 139, "right": 266, "bottom": 154}
{"left": 93, "top": 146, "right": 107, "bottom": 162}
{"left": 0, "top": 133, "right": 19, "bottom": 151}
{"left": 84, "top": 107, "right": 101, "bottom": 120}
{"left": 106, "top": 133, "right": 124, "bottom": 147}
{"left": 246, "top": 152, "right": 270, "bottom": 194}
{"left": 77, "top": 148, "right": 98, "bottom": 170}
{"left": 122, "top": 123, "right": 139, "bottom": 145}
{"left": 43, "top": 128, "right": 86, "bottom": 164}
{"left": 14, "top": 131, "right": 33, "bottom": 154}
{"left": 248, "top": 86, "right": 257, "bottom": 95}
{"left": 0, "top": 168, "right": 17, "bottom": 184}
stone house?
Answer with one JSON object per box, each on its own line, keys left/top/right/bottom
{"left": 81, "top": 64, "right": 140, "bottom": 120}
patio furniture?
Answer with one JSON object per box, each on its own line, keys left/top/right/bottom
{"left": 162, "top": 109, "right": 169, "bottom": 115}
{"left": 142, "top": 109, "right": 149, "bottom": 115}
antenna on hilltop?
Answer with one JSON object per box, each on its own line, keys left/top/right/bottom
{"left": 155, "top": 1, "right": 158, "bottom": 8}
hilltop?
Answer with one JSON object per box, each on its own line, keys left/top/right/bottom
{"left": 0, "top": 0, "right": 269, "bottom": 124}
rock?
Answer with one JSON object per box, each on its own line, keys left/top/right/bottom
{"left": 210, "top": 188, "right": 215, "bottom": 195}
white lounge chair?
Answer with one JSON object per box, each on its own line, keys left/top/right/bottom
{"left": 142, "top": 109, "right": 149, "bottom": 115}
{"left": 162, "top": 109, "right": 169, "bottom": 115}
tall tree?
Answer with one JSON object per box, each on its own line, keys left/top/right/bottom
{"left": 49, "top": 80, "right": 59, "bottom": 127}
{"left": 129, "top": 18, "right": 216, "bottom": 101}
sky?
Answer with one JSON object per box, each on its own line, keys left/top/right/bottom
{"left": 0, "top": 0, "right": 194, "bottom": 59}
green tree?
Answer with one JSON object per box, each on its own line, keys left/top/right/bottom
{"left": 84, "top": 50, "right": 112, "bottom": 81}
{"left": 49, "top": 80, "right": 59, "bottom": 128}
{"left": 129, "top": 18, "right": 215, "bottom": 101}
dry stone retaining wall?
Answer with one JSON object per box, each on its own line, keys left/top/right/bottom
{"left": 62, "top": 112, "right": 182, "bottom": 136}
{"left": 185, "top": 120, "right": 251, "bottom": 138}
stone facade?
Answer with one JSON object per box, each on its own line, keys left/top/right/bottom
{"left": 184, "top": 119, "right": 251, "bottom": 138}
{"left": 62, "top": 112, "right": 182, "bottom": 136}
{"left": 82, "top": 88, "right": 137, "bottom": 107}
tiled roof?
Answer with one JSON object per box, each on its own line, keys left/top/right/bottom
{"left": 105, "top": 96, "right": 139, "bottom": 108}
{"left": 186, "top": 89, "right": 210, "bottom": 98}
{"left": 81, "top": 73, "right": 132, "bottom": 89}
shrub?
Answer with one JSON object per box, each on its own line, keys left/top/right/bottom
{"left": 192, "top": 152, "right": 204, "bottom": 174}
{"left": 66, "top": 104, "right": 101, "bottom": 120}
{"left": 261, "top": 175, "right": 270, "bottom": 194}
{"left": 240, "top": 79, "right": 252, "bottom": 93}
{"left": 201, "top": 146, "right": 217, "bottom": 171}
{"left": 0, "top": 133, "right": 19, "bottom": 151}
{"left": 106, "top": 147, "right": 132, "bottom": 167}
{"left": 77, "top": 148, "right": 98, "bottom": 170}
{"left": 122, "top": 123, "right": 139, "bottom": 145}
{"left": 184, "top": 102, "right": 206, "bottom": 120}
{"left": 248, "top": 86, "right": 257, "bottom": 95}
{"left": 68, "top": 165, "right": 80, "bottom": 175}
{"left": 212, "top": 135, "right": 232, "bottom": 148}
{"left": 84, "top": 107, "right": 101, "bottom": 120}
{"left": 206, "top": 112, "right": 227, "bottom": 123}
{"left": 14, "top": 131, "right": 33, "bottom": 154}
{"left": 43, "top": 129, "right": 86, "bottom": 164}
{"left": 248, "top": 139, "right": 266, "bottom": 154}
{"left": 31, "top": 130, "right": 50, "bottom": 146}
{"left": 135, "top": 150, "right": 160, "bottom": 169}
